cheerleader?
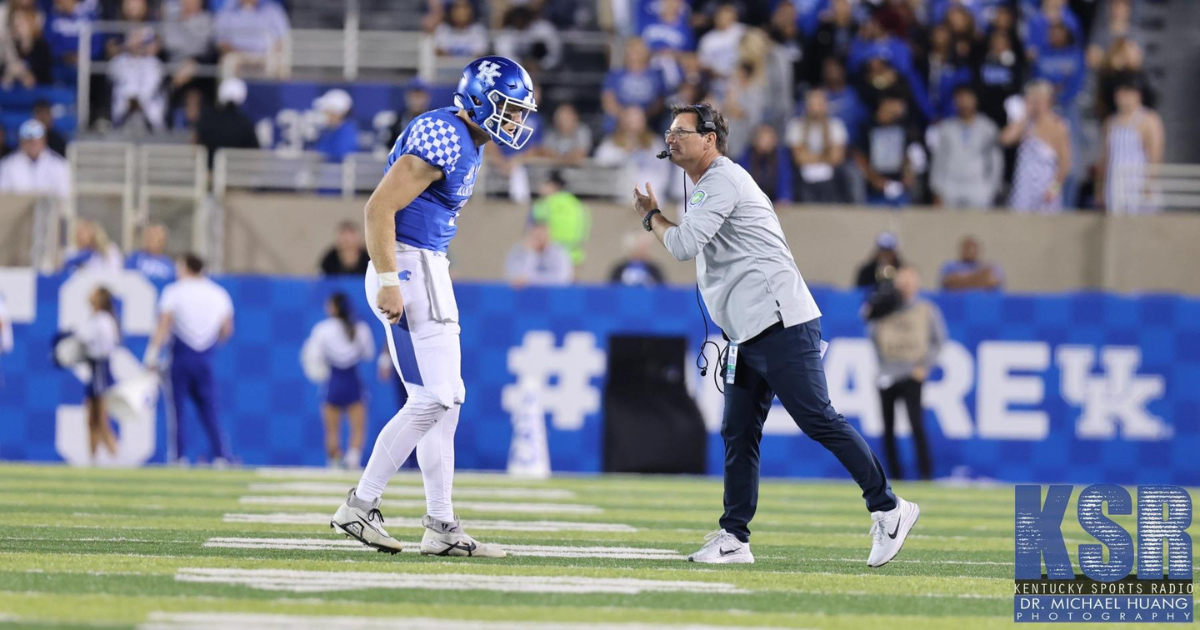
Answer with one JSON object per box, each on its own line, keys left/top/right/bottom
{"left": 307, "top": 293, "right": 375, "bottom": 469}
{"left": 77, "top": 287, "right": 120, "bottom": 460}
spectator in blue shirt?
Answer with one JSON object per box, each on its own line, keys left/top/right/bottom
{"left": 848, "top": 16, "right": 933, "bottom": 122}
{"left": 924, "top": 18, "right": 977, "bottom": 120}
{"left": 126, "top": 223, "right": 176, "bottom": 282}
{"left": 739, "top": 123, "right": 792, "bottom": 203}
{"left": 1024, "top": 0, "right": 1082, "bottom": 61}
{"left": 45, "top": 0, "right": 100, "bottom": 79}
{"left": 639, "top": 0, "right": 694, "bottom": 53}
{"left": 940, "top": 235, "right": 1004, "bottom": 291}
{"left": 213, "top": 0, "right": 290, "bottom": 73}
{"left": 639, "top": 0, "right": 693, "bottom": 92}
{"left": 930, "top": 0, "right": 1010, "bottom": 27}
{"left": 1034, "top": 21, "right": 1085, "bottom": 110}
{"left": 311, "top": 89, "right": 359, "bottom": 163}
{"left": 801, "top": 0, "right": 857, "bottom": 86}
{"left": 820, "top": 57, "right": 867, "bottom": 145}
{"left": 795, "top": 0, "right": 831, "bottom": 38}
{"left": 602, "top": 37, "right": 666, "bottom": 126}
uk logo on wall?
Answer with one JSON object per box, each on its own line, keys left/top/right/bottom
{"left": 0, "top": 276, "right": 1196, "bottom": 484}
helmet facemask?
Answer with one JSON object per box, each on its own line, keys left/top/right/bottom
{"left": 484, "top": 90, "right": 537, "bottom": 150}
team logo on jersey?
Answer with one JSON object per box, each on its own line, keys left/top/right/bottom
{"left": 476, "top": 61, "right": 502, "bottom": 87}
{"left": 690, "top": 190, "right": 707, "bottom": 207}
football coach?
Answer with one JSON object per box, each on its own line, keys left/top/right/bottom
{"left": 631, "top": 103, "right": 919, "bottom": 567}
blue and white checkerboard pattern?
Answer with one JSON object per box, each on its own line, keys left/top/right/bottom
{"left": 403, "top": 116, "right": 463, "bottom": 173}
{"left": 1, "top": 275, "right": 1197, "bottom": 485}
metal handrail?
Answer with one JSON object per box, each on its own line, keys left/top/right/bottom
{"left": 66, "top": 141, "right": 137, "bottom": 250}
{"left": 1111, "top": 162, "right": 1200, "bottom": 213}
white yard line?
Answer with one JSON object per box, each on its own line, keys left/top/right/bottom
{"left": 811, "top": 557, "right": 1013, "bottom": 567}
{"left": 174, "top": 568, "right": 745, "bottom": 595}
{"left": 255, "top": 468, "right": 519, "bottom": 484}
{"left": 255, "top": 468, "right": 411, "bottom": 480}
{"left": 140, "top": 612, "right": 808, "bottom": 630}
{"left": 222, "top": 513, "right": 637, "bottom": 532}
{"left": 246, "top": 482, "right": 576, "bottom": 500}
{"left": 238, "top": 496, "right": 602, "bottom": 514}
{"left": 203, "top": 537, "right": 684, "bottom": 560}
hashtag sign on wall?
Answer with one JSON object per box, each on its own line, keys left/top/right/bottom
{"left": 501, "top": 331, "right": 607, "bottom": 431}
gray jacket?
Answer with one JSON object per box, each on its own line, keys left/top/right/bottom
{"left": 663, "top": 157, "right": 822, "bottom": 343}
{"left": 929, "top": 115, "right": 1003, "bottom": 207}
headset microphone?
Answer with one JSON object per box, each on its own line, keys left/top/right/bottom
{"left": 656, "top": 150, "right": 670, "bottom": 159}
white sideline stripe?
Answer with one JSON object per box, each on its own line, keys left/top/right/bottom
{"left": 255, "top": 467, "right": 513, "bottom": 483}
{"left": 815, "top": 556, "right": 1012, "bottom": 567}
{"left": 256, "top": 467, "right": 417, "bottom": 480}
{"left": 140, "top": 612, "right": 805, "bottom": 630}
{"left": 222, "top": 513, "right": 637, "bottom": 532}
{"left": 238, "top": 496, "right": 602, "bottom": 514}
{"left": 174, "top": 568, "right": 746, "bottom": 595}
{"left": 203, "top": 537, "right": 684, "bottom": 560}
{"left": 247, "top": 482, "right": 576, "bottom": 500}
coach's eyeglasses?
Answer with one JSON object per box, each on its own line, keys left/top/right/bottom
{"left": 664, "top": 128, "right": 703, "bottom": 140}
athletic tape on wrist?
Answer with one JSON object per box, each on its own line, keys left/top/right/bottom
{"left": 377, "top": 272, "right": 401, "bottom": 287}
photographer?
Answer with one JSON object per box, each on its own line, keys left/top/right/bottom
{"left": 865, "top": 267, "right": 945, "bottom": 481}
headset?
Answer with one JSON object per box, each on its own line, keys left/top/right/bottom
{"left": 693, "top": 103, "right": 717, "bottom": 135}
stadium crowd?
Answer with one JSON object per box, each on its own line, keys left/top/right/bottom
{"left": 477, "top": 0, "right": 1163, "bottom": 214}
{"left": 0, "top": 0, "right": 1170, "bottom": 282}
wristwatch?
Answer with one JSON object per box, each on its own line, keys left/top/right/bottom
{"left": 642, "top": 208, "right": 661, "bottom": 232}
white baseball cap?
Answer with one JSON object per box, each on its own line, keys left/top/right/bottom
{"left": 315, "top": 89, "right": 353, "bottom": 117}
{"left": 18, "top": 119, "right": 45, "bottom": 141}
{"left": 217, "top": 78, "right": 248, "bottom": 106}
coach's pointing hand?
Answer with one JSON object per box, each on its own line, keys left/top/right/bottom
{"left": 633, "top": 182, "right": 659, "bottom": 219}
{"left": 377, "top": 285, "right": 405, "bottom": 324}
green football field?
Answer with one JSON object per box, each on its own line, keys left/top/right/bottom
{"left": 0, "top": 464, "right": 1188, "bottom": 629}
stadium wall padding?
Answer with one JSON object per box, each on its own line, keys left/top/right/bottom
{"left": 217, "top": 193, "right": 1200, "bottom": 296}
{"left": 1, "top": 271, "right": 1197, "bottom": 485}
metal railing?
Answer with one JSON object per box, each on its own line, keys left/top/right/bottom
{"left": 1113, "top": 163, "right": 1200, "bottom": 213}
{"left": 211, "top": 148, "right": 387, "bottom": 199}
{"left": 75, "top": 19, "right": 433, "bottom": 132}
{"left": 480, "top": 159, "right": 625, "bottom": 200}
{"left": 68, "top": 141, "right": 208, "bottom": 253}
{"left": 137, "top": 144, "right": 207, "bottom": 251}
{"left": 67, "top": 141, "right": 136, "bottom": 249}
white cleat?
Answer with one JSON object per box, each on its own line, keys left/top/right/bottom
{"left": 867, "top": 496, "right": 920, "bottom": 568}
{"left": 687, "top": 529, "right": 754, "bottom": 564}
{"left": 420, "top": 515, "right": 507, "bottom": 558}
{"left": 330, "top": 488, "right": 404, "bottom": 555}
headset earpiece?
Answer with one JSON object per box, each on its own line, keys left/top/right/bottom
{"left": 694, "top": 104, "right": 716, "bottom": 134}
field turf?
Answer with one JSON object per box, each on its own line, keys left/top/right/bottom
{"left": 0, "top": 464, "right": 1187, "bottom": 629}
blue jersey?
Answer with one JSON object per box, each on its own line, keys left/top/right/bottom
{"left": 387, "top": 107, "right": 482, "bottom": 253}
{"left": 126, "top": 251, "right": 176, "bottom": 282}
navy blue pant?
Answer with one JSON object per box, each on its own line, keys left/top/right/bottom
{"left": 171, "top": 341, "right": 230, "bottom": 461}
{"left": 719, "top": 319, "right": 896, "bottom": 542}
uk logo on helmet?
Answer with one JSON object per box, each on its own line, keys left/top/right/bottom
{"left": 475, "top": 61, "right": 502, "bottom": 87}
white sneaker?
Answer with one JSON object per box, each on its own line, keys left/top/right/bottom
{"left": 687, "top": 529, "right": 754, "bottom": 564}
{"left": 867, "top": 497, "right": 920, "bottom": 568}
{"left": 420, "top": 515, "right": 507, "bottom": 558}
{"left": 330, "top": 488, "right": 403, "bottom": 554}
{"left": 342, "top": 448, "right": 362, "bottom": 471}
